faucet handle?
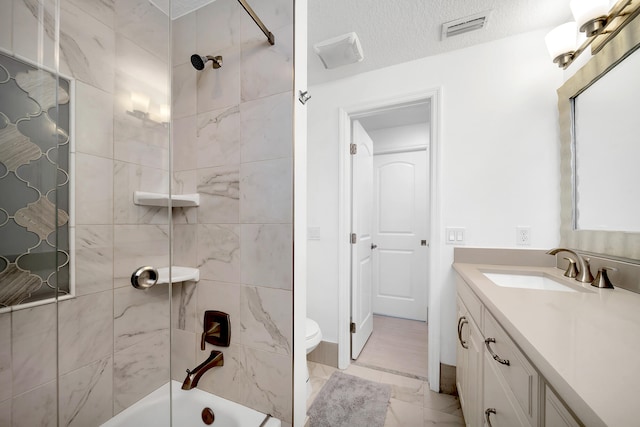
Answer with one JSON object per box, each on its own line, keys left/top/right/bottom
{"left": 591, "top": 267, "right": 616, "bottom": 289}
{"left": 577, "top": 257, "right": 595, "bottom": 283}
{"left": 201, "top": 322, "right": 221, "bottom": 350}
{"left": 562, "top": 257, "right": 579, "bottom": 278}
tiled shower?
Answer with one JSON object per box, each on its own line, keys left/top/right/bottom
{"left": 0, "top": 0, "right": 294, "bottom": 425}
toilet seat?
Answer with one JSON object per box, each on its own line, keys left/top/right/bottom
{"left": 305, "top": 318, "right": 322, "bottom": 352}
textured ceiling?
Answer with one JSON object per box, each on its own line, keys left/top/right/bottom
{"left": 150, "top": 0, "right": 574, "bottom": 85}
{"left": 308, "top": 0, "right": 574, "bottom": 85}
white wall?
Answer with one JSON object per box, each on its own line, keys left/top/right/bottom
{"left": 307, "top": 28, "right": 563, "bottom": 366}
{"left": 369, "top": 123, "right": 430, "bottom": 154}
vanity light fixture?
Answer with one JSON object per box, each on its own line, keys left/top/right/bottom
{"left": 127, "top": 92, "right": 169, "bottom": 127}
{"left": 570, "top": 0, "right": 611, "bottom": 36}
{"left": 130, "top": 92, "right": 150, "bottom": 115}
{"left": 545, "top": 0, "right": 640, "bottom": 69}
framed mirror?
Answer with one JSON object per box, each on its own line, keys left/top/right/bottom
{"left": 558, "top": 14, "right": 640, "bottom": 260}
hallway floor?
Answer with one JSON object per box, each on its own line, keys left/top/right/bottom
{"left": 306, "top": 314, "right": 463, "bottom": 426}
{"left": 307, "top": 362, "right": 463, "bottom": 426}
{"left": 355, "top": 314, "right": 429, "bottom": 380}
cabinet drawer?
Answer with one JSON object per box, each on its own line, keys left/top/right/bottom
{"left": 484, "top": 312, "right": 538, "bottom": 426}
{"left": 483, "top": 353, "right": 529, "bottom": 427}
{"left": 457, "top": 277, "right": 483, "bottom": 328}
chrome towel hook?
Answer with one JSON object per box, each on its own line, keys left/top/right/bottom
{"left": 298, "top": 90, "right": 311, "bottom": 105}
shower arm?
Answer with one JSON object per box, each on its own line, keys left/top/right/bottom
{"left": 237, "top": 0, "right": 275, "bottom": 45}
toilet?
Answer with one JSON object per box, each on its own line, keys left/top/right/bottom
{"left": 305, "top": 318, "right": 322, "bottom": 397}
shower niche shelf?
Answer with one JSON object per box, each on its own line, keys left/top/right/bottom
{"left": 133, "top": 191, "right": 200, "bottom": 207}
{"left": 157, "top": 266, "right": 200, "bottom": 284}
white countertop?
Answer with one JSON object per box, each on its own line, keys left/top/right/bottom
{"left": 453, "top": 263, "right": 640, "bottom": 427}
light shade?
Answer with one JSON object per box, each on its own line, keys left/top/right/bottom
{"left": 570, "top": 0, "right": 610, "bottom": 28}
{"left": 545, "top": 22, "right": 578, "bottom": 61}
{"left": 159, "top": 104, "right": 170, "bottom": 123}
{"left": 131, "top": 92, "right": 150, "bottom": 114}
{"left": 313, "top": 32, "right": 364, "bottom": 69}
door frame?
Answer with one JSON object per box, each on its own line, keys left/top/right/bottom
{"left": 337, "top": 88, "right": 442, "bottom": 391}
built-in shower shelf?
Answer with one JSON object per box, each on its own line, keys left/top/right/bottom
{"left": 133, "top": 191, "right": 200, "bottom": 207}
{"left": 157, "top": 266, "right": 200, "bottom": 284}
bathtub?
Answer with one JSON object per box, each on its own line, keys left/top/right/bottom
{"left": 101, "top": 381, "right": 281, "bottom": 427}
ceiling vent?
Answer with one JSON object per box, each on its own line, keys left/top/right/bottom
{"left": 441, "top": 11, "right": 491, "bottom": 40}
{"left": 314, "top": 32, "right": 364, "bottom": 69}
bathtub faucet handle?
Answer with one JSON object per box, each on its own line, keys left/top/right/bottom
{"left": 201, "top": 321, "right": 221, "bottom": 350}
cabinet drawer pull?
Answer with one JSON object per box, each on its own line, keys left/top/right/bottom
{"left": 485, "top": 408, "right": 497, "bottom": 426}
{"left": 457, "top": 316, "right": 468, "bottom": 349}
{"left": 485, "top": 337, "right": 510, "bottom": 365}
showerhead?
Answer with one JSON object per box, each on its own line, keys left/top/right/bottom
{"left": 190, "top": 54, "right": 223, "bottom": 70}
{"left": 191, "top": 54, "right": 206, "bottom": 70}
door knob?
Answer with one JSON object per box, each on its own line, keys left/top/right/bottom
{"left": 421, "top": 240, "right": 428, "bottom": 247}
{"left": 371, "top": 243, "right": 378, "bottom": 250}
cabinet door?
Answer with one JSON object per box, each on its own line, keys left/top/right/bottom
{"left": 456, "top": 299, "right": 470, "bottom": 416}
{"left": 466, "top": 316, "right": 483, "bottom": 427}
{"left": 483, "top": 353, "right": 529, "bottom": 427}
{"left": 457, "top": 297, "right": 484, "bottom": 427}
{"left": 545, "top": 386, "right": 581, "bottom": 427}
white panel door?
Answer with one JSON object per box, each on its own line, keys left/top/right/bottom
{"left": 351, "top": 120, "right": 374, "bottom": 359}
{"left": 372, "top": 149, "right": 428, "bottom": 321}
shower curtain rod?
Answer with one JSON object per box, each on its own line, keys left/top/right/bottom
{"left": 237, "top": 0, "right": 275, "bottom": 45}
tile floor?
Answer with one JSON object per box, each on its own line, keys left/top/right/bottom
{"left": 307, "top": 315, "right": 464, "bottom": 426}
{"left": 307, "top": 362, "right": 464, "bottom": 426}
{"left": 355, "top": 315, "right": 429, "bottom": 380}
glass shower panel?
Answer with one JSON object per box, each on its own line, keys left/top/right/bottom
{"left": 0, "top": 1, "right": 64, "bottom": 425}
{"left": 1, "top": 0, "right": 174, "bottom": 425}
{"left": 107, "top": 0, "right": 173, "bottom": 421}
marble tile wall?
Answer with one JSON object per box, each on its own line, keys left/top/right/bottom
{"left": 170, "top": 0, "right": 294, "bottom": 423}
{"left": 1, "top": 0, "right": 172, "bottom": 425}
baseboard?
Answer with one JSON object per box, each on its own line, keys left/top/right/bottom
{"left": 307, "top": 340, "right": 339, "bottom": 368}
{"left": 439, "top": 363, "right": 457, "bottom": 395}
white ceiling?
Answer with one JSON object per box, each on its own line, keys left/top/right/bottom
{"left": 154, "top": 0, "right": 574, "bottom": 86}
{"left": 308, "top": 0, "right": 574, "bottom": 85}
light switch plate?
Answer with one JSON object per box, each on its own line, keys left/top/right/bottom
{"left": 308, "top": 226, "right": 321, "bottom": 240}
{"left": 445, "top": 227, "right": 465, "bottom": 245}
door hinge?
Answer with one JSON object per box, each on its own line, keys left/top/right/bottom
{"left": 350, "top": 322, "right": 356, "bottom": 333}
{"left": 351, "top": 233, "right": 357, "bottom": 244}
{"left": 350, "top": 143, "right": 357, "bottom": 155}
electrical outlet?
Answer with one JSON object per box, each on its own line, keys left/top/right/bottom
{"left": 516, "top": 226, "right": 531, "bottom": 246}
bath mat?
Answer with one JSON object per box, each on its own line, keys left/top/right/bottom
{"left": 308, "top": 371, "right": 391, "bottom": 427}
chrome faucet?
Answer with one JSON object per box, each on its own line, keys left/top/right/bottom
{"left": 546, "top": 248, "right": 594, "bottom": 283}
{"left": 182, "top": 350, "right": 224, "bottom": 390}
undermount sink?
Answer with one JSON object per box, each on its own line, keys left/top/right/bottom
{"left": 483, "top": 272, "right": 580, "bottom": 293}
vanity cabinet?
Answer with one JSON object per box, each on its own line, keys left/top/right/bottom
{"left": 456, "top": 276, "right": 581, "bottom": 427}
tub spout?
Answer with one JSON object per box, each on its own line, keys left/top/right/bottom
{"left": 182, "top": 350, "right": 224, "bottom": 390}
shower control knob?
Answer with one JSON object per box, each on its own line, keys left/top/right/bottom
{"left": 131, "top": 266, "right": 159, "bottom": 289}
